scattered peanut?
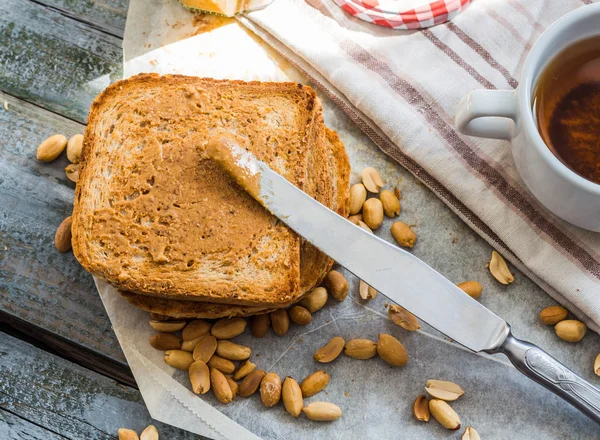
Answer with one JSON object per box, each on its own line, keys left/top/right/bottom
{"left": 226, "top": 375, "right": 239, "bottom": 399}
{"left": 55, "top": 216, "right": 73, "bottom": 253}
{"left": 362, "top": 198, "right": 384, "bottom": 229}
{"left": 394, "top": 186, "right": 401, "bottom": 199}
{"left": 302, "top": 402, "right": 342, "bottom": 421}
{"left": 391, "top": 221, "right": 416, "bottom": 248}
{"left": 324, "top": 270, "right": 349, "bottom": 301}
{"left": 271, "top": 309, "right": 290, "bottom": 336}
{"left": 211, "top": 367, "right": 233, "bottom": 404}
{"left": 361, "top": 167, "right": 384, "bottom": 193}
{"left": 189, "top": 361, "right": 210, "bottom": 395}
{"left": 301, "top": 370, "right": 330, "bottom": 397}
{"left": 65, "top": 163, "right": 80, "bottom": 182}
{"left": 182, "top": 320, "right": 212, "bottom": 341}
{"left": 298, "top": 287, "right": 328, "bottom": 313}
{"left": 118, "top": 429, "right": 139, "bottom": 440}
{"left": 359, "top": 280, "right": 377, "bottom": 300}
{"left": 140, "top": 425, "right": 159, "bottom": 440}
{"left": 289, "top": 305, "right": 312, "bottom": 326}
{"left": 216, "top": 340, "right": 251, "bottom": 361}
{"left": 149, "top": 320, "right": 186, "bottom": 332}
{"left": 211, "top": 317, "right": 247, "bottom": 339}
{"left": 181, "top": 334, "right": 208, "bottom": 352}
{"left": 413, "top": 395, "right": 430, "bottom": 422}
{"left": 232, "top": 359, "right": 257, "bottom": 381}
{"left": 349, "top": 183, "right": 367, "bottom": 215}
{"left": 150, "top": 333, "right": 181, "bottom": 351}
{"left": 377, "top": 334, "right": 408, "bottom": 366}
{"left": 456, "top": 281, "right": 482, "bottom": 299}
{"left": 462, "top": 426, "right": 481, "bottom": 440}
{"left": 489, "top": 251, "right": 514, "bottom": 284}
{"left": 314, "top": 336, "right": 345, "bottom": 363}
{"left": 260, "top": 372, "right": 282, "bottom": 407}
{"left": 207, "top": 355, "right": 236, "bottom": 374}
{"left": 555, "top": 320, "right": 587, "bottom": 342}
{"left": 250, "top": 314, "right": 270, "bottom": 338}
{"left": 66, "top": 134, "right": 84, "bottom": 163}
{"left": 539, "top": 305, "right": 568, "bottom": 325}
{"left": 282, "top": 377, "right": 303, "bottom": 417}
{"left": 595, "top": 354, "right": 600, "bottom": 376}
{"left": 425, "top": 380, "right": 465, "bottom": 401}
{"left": 192, "top": 335, "right": 217, "bottom": 363}
{"left": 239, "top": 369, "right": 266, "bottom": 397}
{"left": 344, "top": 339, "right": 377, "bottom": 360}
{"left": 37, "top": 134, "right": 67, "bottom": 162}
{"left": 379, "top": 189, "right": 400, "bottom": 217}
{"left": 164, "top": 350, "right": 194, "bottom": 371}
{"left": 429, "top": 399, "right": 461, "bottom": 430}
{"left": 388, "top": 304, "right": 420, "bottom": 331}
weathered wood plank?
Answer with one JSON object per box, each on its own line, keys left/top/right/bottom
{"left": 0, "top": 92, "right": 127, "bottom": 370}
{"left": 0, "top": 333, "right": 203, "bottom": 439}
{"left": 30, "top": 0, "right": 128, "bottom": 38}
{"left": 1, "top": 409, "right": 66, "bottom": 440}
{"left": 0, "top": 0, "right": 123, "bottom": 123}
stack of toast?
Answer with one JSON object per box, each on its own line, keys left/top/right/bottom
{"left": 72, "top": 74, "right": 350, "bottom": 319}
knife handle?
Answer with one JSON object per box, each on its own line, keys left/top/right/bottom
{"left": 490, "top": 328, "right": 600, "bottom": 424}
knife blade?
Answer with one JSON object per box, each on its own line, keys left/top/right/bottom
{"left": 205, "top": 136, "right": 600, "bottom": 423}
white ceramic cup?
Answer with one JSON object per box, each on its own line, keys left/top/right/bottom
{"left": 455, "top": 4, "right": 600, "bottom": 232}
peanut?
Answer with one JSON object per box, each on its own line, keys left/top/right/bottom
{"left": 288, "top": 305, "right": 312, "bottom": 326}
{"left": 391, "top": 221, "right": 416, "bottom": 248}
{"left": 37, "top": 134, "right": 67, "bottom": 162}
{"left": 260, "top": 372, "right": 282, "bottom": 407}
{"left": 239, "top": 369, "right": 266, "bottom": 397}
{"left": 55, "top": 216, "right": 73, "bottom": 253}
{"left": 250, "top": 314, "right": 270, "bottom": 338}
{"left": 349, "top": 183, "right": 367, "bottom": 215}
{"left": 379, "top": 189, "right": 400, "bottom": 217}
{"left": 324, "top": 270, "right": 349, "bottom": 301}
{"left": 362, "top": 198, "right": 384, "bottom": 229}
{"left": 271, "top": 309, "right": 290, "bottom": 336}
{"left": 149, "top": 333, "right": 181, "bottom": 351}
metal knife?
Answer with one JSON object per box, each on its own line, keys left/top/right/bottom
{"left": 207, "top": 136, "right": 600, "bottom": 424}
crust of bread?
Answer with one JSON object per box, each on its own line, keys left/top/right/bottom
{"left": 117, "top": 127, "right": 351, "bottom": 319}
{"left": 118, "top": 290, "right": 277, "bottom": 319}
{"left": 73, "top": 74, "right": 321, "bottom": 306}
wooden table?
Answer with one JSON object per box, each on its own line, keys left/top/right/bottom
{"left": 0, "top": 0, "right": 200, "bottom": 436}
{"left": 2, "top": 0, "right": 599, "bottom": 438}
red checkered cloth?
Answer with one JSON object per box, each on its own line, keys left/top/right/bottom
{"left": 332, "top": 0, "right": 471, "bottom": 29}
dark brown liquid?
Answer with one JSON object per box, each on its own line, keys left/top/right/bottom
{"left": 534, "top": 36, "right": 600, "bottom": 184}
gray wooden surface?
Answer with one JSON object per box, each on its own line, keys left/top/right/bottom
{"left": 0, "top": 333, "right": 198, "bottom": 439}
{"left": 0, "top": 0, "right": 202, "bottom": 437}
{"left": 1, "top": 0, "right": 599, "bottom": 437}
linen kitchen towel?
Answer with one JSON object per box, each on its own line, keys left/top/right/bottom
{"left": 237, "top": 0, "right": 600, "bottom": 332}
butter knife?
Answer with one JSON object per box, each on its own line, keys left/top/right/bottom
{"left": 206, "top": 136, "right": 600, "bottom": 424}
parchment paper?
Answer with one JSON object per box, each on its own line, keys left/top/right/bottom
{"left": 90, "top": 0, "right": 599, "bottom": 438}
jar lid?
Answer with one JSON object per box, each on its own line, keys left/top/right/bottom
{"left": 332, "top": 0, "right": 471, "bottom": 29}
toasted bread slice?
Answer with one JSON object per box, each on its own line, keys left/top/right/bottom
{"left": 299, "top": 101, "right": 333, "bottom": 293}
{"left": 73, "top": 74, "right": 320, "bottom": 306}
{"left": 118, "top": 290, "right": 277, "bottom": 318}
{"left": 117, "top": 127, "right": 351, "bottom": 319}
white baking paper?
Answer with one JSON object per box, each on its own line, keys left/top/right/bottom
{"left": 90, "top": 0, "right": 600, "bottom": 438}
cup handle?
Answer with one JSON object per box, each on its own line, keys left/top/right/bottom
{"left": 455, "top": 89, "right": 518, "bottom": 140}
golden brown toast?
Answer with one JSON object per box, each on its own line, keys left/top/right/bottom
{"left": 73, "top": 74, "right": 321, "bottom": 306}
{"left": 117, "top": 126, "right": 351, "bottom": 318}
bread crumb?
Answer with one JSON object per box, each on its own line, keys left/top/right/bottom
{"left": 3, "top": 100, "right": 8, "bottom": 111}
{"left": 344, "top": 392, "right": 350, "bottom": 398}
